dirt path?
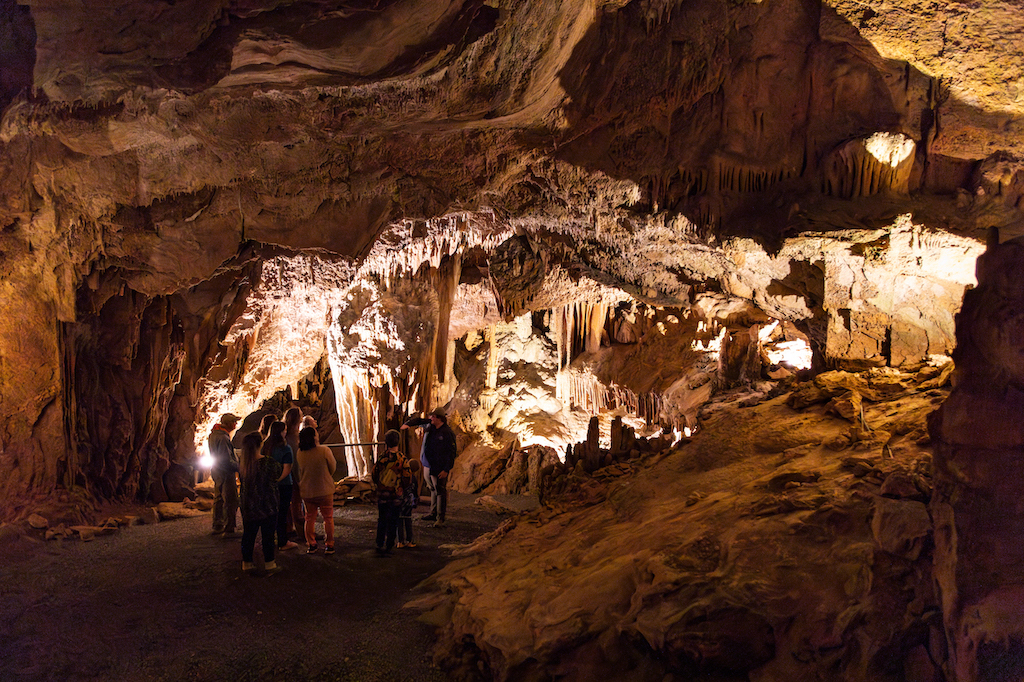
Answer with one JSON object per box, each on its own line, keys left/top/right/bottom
{"left": 0, "top": 492, "right": 529, "bottom": 682}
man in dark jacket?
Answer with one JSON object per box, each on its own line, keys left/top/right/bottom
{"left": 208, "top": 413, "right": 240, "bottom": 535}
{"left": 401, "top": 407, "right": 456, "bottom": 527}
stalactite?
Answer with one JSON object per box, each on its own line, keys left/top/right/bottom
{"left": 714, "top": 160, "right": 795, "bottom": 194}
{"left": 586, "top": 302, "right": 606, "bottom": 354}
{"left": 359, "top": 210, "right": 512, "bottom": 292}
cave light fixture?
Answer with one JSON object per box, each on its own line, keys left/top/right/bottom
{"left": 198, "top": 443, "right": 214, "bottom": 470}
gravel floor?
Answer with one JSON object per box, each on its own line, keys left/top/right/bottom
{"left": 0, "top": 492, "right": 536, "bottom": 682}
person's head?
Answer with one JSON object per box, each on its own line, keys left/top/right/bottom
{"left": 384, "top": 429, "right": 401, "bottom": 450}
{"left": 261, "top": 420, "right": 287, "bottom": 457}
{"left": 298, "top": 426, "right": 317, "bottom": 451}
{"left": 284, "top": 406, "right": 302, "bottom": 432}
{"left": 219, "top": 413, "right": 240, "bottom": 432}
{"left": 429, "top": 407, "right": 447, "bottom": 428}
{"left": 239, "top": 431, "right": 263, "bottom": 478}
{"left": 258, "top": 413, "right": 277, "bottom": 438}
{"left": 408, "top": 459, "right": 421, "bottom": 474}
{"left": 301, "top": 415, "right": 318, "bottom": 429}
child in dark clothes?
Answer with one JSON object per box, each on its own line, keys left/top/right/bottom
{"left": 397, "top": 459, "right": 420, "bottom": 548}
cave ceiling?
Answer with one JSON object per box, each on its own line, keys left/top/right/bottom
{"left": 1, "top": 0, "right": 1023, "bottom": 513}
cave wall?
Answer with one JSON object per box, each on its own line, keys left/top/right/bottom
{"left": 930, "top": 234, "right": 1024, "bottom": 682}
{"left": 0, "top": 0, "right": 1021, "bottom": 517}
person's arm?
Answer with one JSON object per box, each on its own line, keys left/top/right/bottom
{"left": 278, "top": 463, "right": 292, "bottom": 482}
{"left": 402, "top": 417, "right": 430, "bottom": 429}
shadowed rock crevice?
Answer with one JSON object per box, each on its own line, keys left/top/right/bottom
{"left": 0, "top": 0, "right": 35, "bottom": 111}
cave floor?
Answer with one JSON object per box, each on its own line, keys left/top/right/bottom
{"left": 0, "top": 492, "right": 528, "bottom": 682}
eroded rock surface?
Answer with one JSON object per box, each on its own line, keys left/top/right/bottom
{"left": 410, "top": 366, "right": 948, "bottom": 681}
{"left": 930, "top": 235, "right": 1024, "bottom": 682}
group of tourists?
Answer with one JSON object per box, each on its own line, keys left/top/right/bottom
{"left": 206, "top": 404, "right": 458, "bottom": 573}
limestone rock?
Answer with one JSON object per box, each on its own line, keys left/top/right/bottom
{"left": 155, "top": 503, "right": 205, "bottom": 520}
{"left": 414, "top": 384, "right": 942, "bottom": 680}
{"left": 879, "top": 471, "right": 926, "bottom": 501}
{"left": 871, "top": 497, "right": 931, "bottom": 560}
{"left": 474, "top": 496, "right": 515, "bottom": 516}
{"left": 27, "top": 513, "right": 48, "bottom": 530}
{"left": 826, "top": 390, "right": 862, "bottom": 422}
{"left": 137, "top": 508, "right": 160, "bottom": 525}
{"left": 162, "top": 462, "right": 196, "bottom": 503}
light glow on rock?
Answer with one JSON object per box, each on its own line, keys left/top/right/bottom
{"left": 766, "top": 339, "right": 813, "bottom": 370}
{"left": 692, "top": 326, "right": 727, "bottom": 356}
{"left": 864, "top": 132, "right": 915, "bottom": 168}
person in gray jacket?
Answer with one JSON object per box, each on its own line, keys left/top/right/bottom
{"left": 208, "top": 413, "right": 240, "bottom": 535}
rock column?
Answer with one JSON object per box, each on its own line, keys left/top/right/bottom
{"left": 930, "top": 234, "right": 1024, "bottom": 682}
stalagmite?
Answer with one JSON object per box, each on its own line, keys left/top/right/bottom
{"left": 485, "top": 324, "right": 498, "bottom": 390}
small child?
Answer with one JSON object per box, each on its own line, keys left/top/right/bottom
{"left": 397, "top": 460, "right": 420, "bottom": 548}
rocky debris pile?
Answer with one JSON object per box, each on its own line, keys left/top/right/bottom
{"left": 16, "top": 505, "right": 183, "bottom": 543}
{"left": 10, "top": 488, "right": 218, "bottom": 545}
{"left": 334, "top": 477, "right": 375, "bottom": 505}
{"left": 409, "top": 363, "right": 951, "bottom": 681}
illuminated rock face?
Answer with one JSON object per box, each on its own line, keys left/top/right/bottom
{"left": 0, "top": 1, "right": 1021, "bottom": 523}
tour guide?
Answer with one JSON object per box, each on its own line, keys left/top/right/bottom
{"left": 208, "top": 413, "right": 241, "bottom": 536}
{"left": 401, "top": 407, "right": 457, "bottom": 527}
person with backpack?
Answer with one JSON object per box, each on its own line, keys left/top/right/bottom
{"left": 372, "top": 429, "right": 411, "bottom": 555}
{"left": 238, "top": 431, "right": 284, "bottom": 575}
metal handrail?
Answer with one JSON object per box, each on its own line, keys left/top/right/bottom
{"left": 322, "top": 442, "right": 383, "bottom": 447}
